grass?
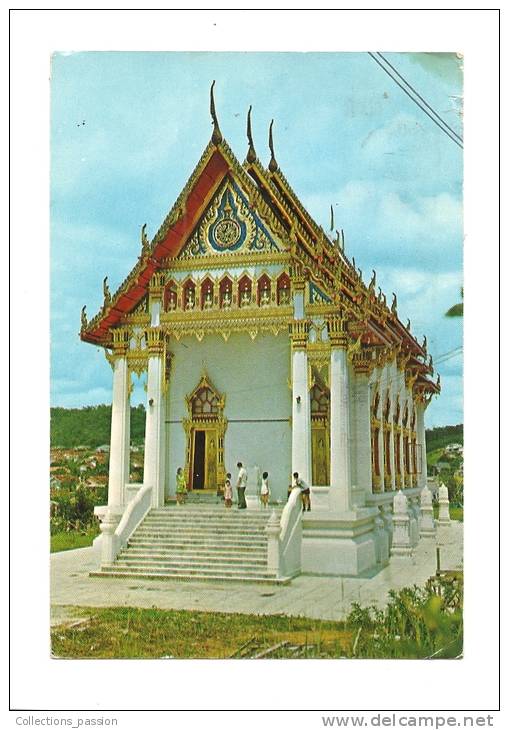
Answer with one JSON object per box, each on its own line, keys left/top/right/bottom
{"left": 51, "top": 607, "right": 353, "bottom": 659}
{"left": 433, "top": 505, "right": 463, "bottom": 522}
{"left": 51, "top": 526, "right": 100, "bottom": 553}
{"left": 51, "top": 574, "right": 463, "bottom": 660}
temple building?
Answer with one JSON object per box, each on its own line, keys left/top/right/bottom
{"left": 81, "top": 85, "right": 440, "bottom": 580}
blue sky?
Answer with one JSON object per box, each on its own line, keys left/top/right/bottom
{"left": 51, "top": 51, "right": 463, "bottom": 427}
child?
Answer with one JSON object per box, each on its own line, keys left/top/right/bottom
{"left": 176, "top": 467, "right": 187, "bottom": 505}
{"left": 224, "top": 473, "right": 233, "bottom": 508}
{"left": 260, "top": 471, "right": 270, "bottom": 508}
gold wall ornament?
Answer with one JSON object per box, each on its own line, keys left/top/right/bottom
{"left": 347, "top": 333, "right": 363, "bottom": 362}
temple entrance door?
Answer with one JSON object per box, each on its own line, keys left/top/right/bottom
{"left": 192, "top": 430, "right": 206, "bottom": 490}
{"left": 312, "top": 425, "right": 329, "bottom": 486}
{"left": 190, "top": 427, "right": 220, "bottom": 491}
{"left": 185, "top": 373, "right": 227, "bottom": 493}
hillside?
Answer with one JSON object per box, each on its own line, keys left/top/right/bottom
{"left": 51, "top": 404, "right": 146, "bottom": 448}
{"left": 52, "top": 405, "right": 463, "bottom": 455}
{"left": 425, "top": 424, "right": 463, "bottom": 453}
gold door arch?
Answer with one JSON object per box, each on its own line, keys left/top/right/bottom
{"left": 183, "top": 372, "right": 227, "bottom": 491}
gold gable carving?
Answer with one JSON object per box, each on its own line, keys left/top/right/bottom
{"left": 178, "top": 178, "right": 281, "bottom": 260}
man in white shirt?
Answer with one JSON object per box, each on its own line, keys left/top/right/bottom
{"left": 236, "top": 461, "right": 248, "bottom": 509}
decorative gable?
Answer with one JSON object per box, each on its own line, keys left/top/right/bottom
{"left": 178, "top": 178, "right": 282, "bottom": 260}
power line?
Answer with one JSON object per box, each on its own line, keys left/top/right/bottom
{"left": 367, "top": 52, "right": 463, "bottom": 149}
{"left": 376, "top": 52, "right": 463, "bottom": 144}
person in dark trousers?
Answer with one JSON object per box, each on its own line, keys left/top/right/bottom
{"left": 236, "top": 461, "right": 247, "bottom": 509}
{"left": 293, "top": 471, "right": 311, "bottom": 511}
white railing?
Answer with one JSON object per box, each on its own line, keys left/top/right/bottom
{"left": 115, "top": 484, "right": 153, "bottom": 551}
{"left": 99, "top": 484, "right": 154, "bottom": 566}
{"left": 266, "top": 487, "right": 302, "bottom": 579}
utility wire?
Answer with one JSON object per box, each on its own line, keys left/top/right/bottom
{"left": 376, "top": 52, "right": 463, "bottom": 144}
{"left": 367, "top": 52, "right": 463, "bottom": 149}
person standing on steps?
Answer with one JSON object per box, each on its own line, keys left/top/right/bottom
{"left": 224, "top": 473, "right": 233, "bottom": 508}
{"left": 236, "top": 461, "right": 248, "bottom": 509}
{"left": 293, "top": 471, "right": 311, "bottom": 511}
{"left": 260, "top": 471, "right": 270, "bottom": 508}
{"left": 176, "top": 467, "right": 187, "bottom": 506}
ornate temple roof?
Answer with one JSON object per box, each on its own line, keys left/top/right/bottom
{"left": 79, "top": 82, "right": 439, "bottom": 397}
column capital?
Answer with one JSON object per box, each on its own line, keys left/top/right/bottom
{"left": 289, "top": 262, "right": 306, "bottom": 293}
{"left": 148, "top": 272, "right": 165, "bottom": 298}
{"left": 289, "top": 320, "right": 309, "bottom": 349}
{"left": 327, "top": 315, "right": 348, "bottom": 348}
{"left": 111, "top": 327, "right": 129, "bottom": 356}
{"left": 146, "top": 327, "right": 165, "bottom": 354}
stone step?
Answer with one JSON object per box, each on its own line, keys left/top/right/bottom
{"left": 115, "top": 555, "right": 267, "bottom": 569}
{"left": 90, "top": 568, "right": 289, "bottom": 585}
{"left": 134, "top": 528, "right": 266, "bottom": 538}
{"left": 119, "top": 547, "right": 265, "bottom": 561}
{"left": 124, "top": 543, "right": 267, "bottom": 560}
{"left": 128, "top": 534, "right": 267, "bottom": 550}
{"left": 144, "top": 514, "right": 275, "bottom": 524}
{"left": 102, "top": 562, "right": 276, "bottom": 578}
{"left": 149, "top": 509, "right": 280, "bottom": 517}
{"left": 138, "top": 520, "right": 265, "bottom": 534}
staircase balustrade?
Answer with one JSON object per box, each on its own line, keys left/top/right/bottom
{"left": 114, "top": 484, "right": 153, "bottom": 554}
{"left": 266, "top": 487, "right": 302, "bottom": 579}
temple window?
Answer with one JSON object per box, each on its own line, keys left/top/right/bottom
{"left": 257, "top": 274, "right": 272, "bottom": 307}
{"left": 191, "top": 386, "right": 220, "bottom": 418}
{"left": 200, "top": 277, "right": 214, "bottom": 310}
{"left": 277, "top": 272, "right": 291, "bottom": 305}
{"left": 183, "top": 279, "right": 196, "bottom": 311}
{"left": 219, "top": 276, "right": 233, "bottom": 309}
{"left": 238, "top": 275, "right": 252, "bottom": 308}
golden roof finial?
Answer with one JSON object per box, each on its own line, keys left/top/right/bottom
{"left": 268, "top": 119, "right": 278, "bottom": 172}
{"left": 246, "top": 105, "right": 256, "bottom": 163}
{"left": 391, "top": 292, "right": 398, "bottom": 315}
{"left": 210, "top": 81, "right": 222, "bottom": 145}
{"left": 81, "top": 305, "right": 87, "bottom": 329}
{"left": 330, "top": 205, "right": 334, "bottom": 232}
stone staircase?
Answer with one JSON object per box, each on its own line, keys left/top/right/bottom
{"left": 92, "top": 506, "right": 287, "bottom": 584}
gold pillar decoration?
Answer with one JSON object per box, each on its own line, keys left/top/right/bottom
{"left": 327, "top": 315, "right": 348, "bottom": 349}
{"left": 148, "top": 272, "right": 165, "bottom": 301}
{"left": 289, "top": 319, "right": 309, "bottom": 350}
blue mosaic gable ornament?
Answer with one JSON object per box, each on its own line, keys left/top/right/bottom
{"left": 179, "top": 179, "right": 281, "bottom": 259}
{"left": 208, "top": 188, "right": 247, "bottom": 252}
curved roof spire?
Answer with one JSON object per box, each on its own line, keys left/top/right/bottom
{"left": 246, "top": 106, "right": 256, "bottom": 163}
{"left": 268, "top": 119, "right": 278, "bottom": 172}
{"left": 209, "top": 80, "right": 222, "bottom": 145}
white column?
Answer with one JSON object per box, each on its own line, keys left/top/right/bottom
{"left": 107, "top": 351, "right": 130, "bottom": 511}
{"left": 353, "top": 371, "right": 372, "bottom": 492}
{"left": 416, "top": 401, "right": 427, "bottom": 488}
{"left": 143, "top": 332, "right": 166, "bottom": 508}
{"left": 376, "top": 377, "right": 385, "bottom": 493}
{"left": 291, "top": 330, "right": 311, "bottom": 484}
{"left": 329, "top": 318, "right": 351, "bottom": 513}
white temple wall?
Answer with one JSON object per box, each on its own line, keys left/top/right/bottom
{"left": 165, "top": 331, "right": 292, "bottom": 501}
